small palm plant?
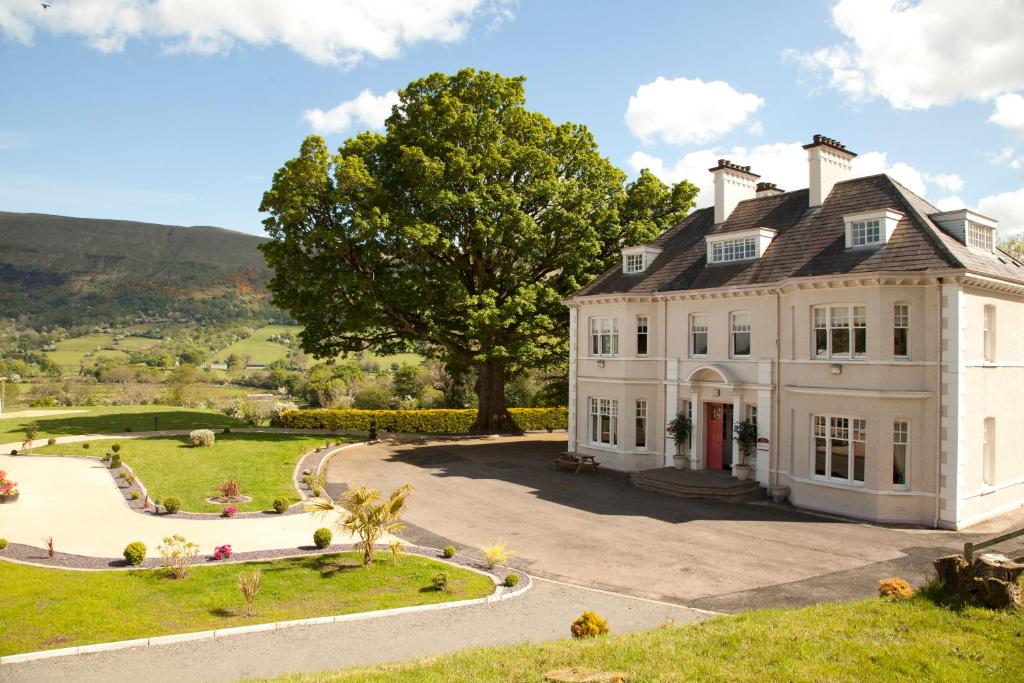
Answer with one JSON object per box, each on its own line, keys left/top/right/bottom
{"left": 305, "top": 484, "right": 411, "bottom": 566}
{"left": 237, "top": 569, "right": 263, "bottom": 616}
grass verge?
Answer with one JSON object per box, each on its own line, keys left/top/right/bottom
{"left": 258, "top": 593, "right": 1024, "bottom": 682}
{"left": 0, "top": 406, "right": 244, "bottom": 444}
{"left": 29, "top": 432, "right": 349, "bottom": 512}
{"left": 0, "top": 552, "right": 494, "bottom": 656}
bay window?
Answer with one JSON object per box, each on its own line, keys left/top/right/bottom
{"left": 813, "top": 415, "right": 865, "bottom": 484}
{"left": 813, "top": 304, "right": 866, "bottom": 358}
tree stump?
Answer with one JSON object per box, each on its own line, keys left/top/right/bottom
{"left": 933, "top": 552, "right": 1024, "bottom": 609}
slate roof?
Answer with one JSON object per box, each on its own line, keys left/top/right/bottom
{"left": 574, "top": 174, "right": 1024, "bottom": 298}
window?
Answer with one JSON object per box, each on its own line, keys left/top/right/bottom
{"left": 636, "top": 316, "right": 649, "bottom": 356}
{"left": 635, "top": 400, "right": 647, "bottom": 449}
{"left": 850, "top": 219, "right": 882, "bottom": 247}
{"left": 967, "top": 221, "right": 994, "bottom": 251}
{"left": 710, "top": 237, "right": 757, "bottom": 263}
{"left": 731, "top": 312, "right": 751, "bottom": 357}
{"left": 812, "top": 415, "right": 865, "bottom": 484}
{"left": 589, "top": 317, "right": 618, "bottom": 357}
{"left": 625, "top": 252, "right": 645, "bottom": 273}
{"left": 983, "top": 305, "right": 996, "bottom": 362}
{"left": 744, "top": 404, "right": 758, "bottom": 427}
{"left": 893, "top": 420, "right": 908, "bottom": 489}
{"left": 893, "top": 304, "right": 910, "bottom": 358}
{"left": 983, "top": 417, "right": 996, "bottom": 485}
{"left": 813, "top": 305, "right": 866, "bottom": 358}
{"left": 589, "top": 398, "right": 618, "bottom": 447}
{"left": 690, "top": 313, "right": 708, "bottom": 357}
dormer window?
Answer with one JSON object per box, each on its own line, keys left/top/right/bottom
{"left": 967, "top": 221, "right": 995, "bottom": 251}
{"left": 621, "top": 245, "right": 662, "bottom": 274}
{"left": 929, "top": 208, "right": 998, "bottom": 252}
{"left": 843, "top": 209, "right": 903, "bottom": 249}
{"left": 706, "top": 227, "right": 776, "bottom": 264}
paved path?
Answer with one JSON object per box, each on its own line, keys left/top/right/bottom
{"left": 1, "top": 578, "right": 708, "bottom": 682}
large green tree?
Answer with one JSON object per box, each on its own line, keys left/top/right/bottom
{"left": 260, "top": 69, "right": 697, "bottom": 431}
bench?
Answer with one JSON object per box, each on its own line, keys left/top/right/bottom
{"left": 552, "top": 451, "right": 600, "bottom": 475}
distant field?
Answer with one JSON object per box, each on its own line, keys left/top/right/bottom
{"left": 215, "top": 324, "right": 298, "bottom": 365}
{"left": 0, "top": 405, "right": 242, "bottom": 443}
{"left": 46, "top": 333, "right": 129, "bottom": 367}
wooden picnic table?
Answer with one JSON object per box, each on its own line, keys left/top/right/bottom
{"left": 552, "top": 451, "right": 600, "bottom": 475}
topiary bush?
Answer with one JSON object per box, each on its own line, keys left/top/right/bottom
{"left": 571, "top": 611, "right": 609, "bottom": 638}
{"left": 879, "top": 577, "right": 913, "bottom": 599}
{"left": 163, "top": 496, "right": 181, "bottom": 514}
{"left": 432, "top": 571, "right": 451, "bottom": 593}
{"left": 82, "top": 442, "right": 90, "bottom": 450}
{"left": 109, "top": 454, "right": 122, "bottom": 469}
{"left": 273, "top": 497, "right": 289, "bottom": 514}
{"left": 504, "top": 573, "right": 520, "bottom": 588}
{"left": 123, "top": 541, "right": 146, "bottom": 565}
{"left": 0, "top": 538, "right": 8, "bottom": 550}
{"left": 442, "top": 544, "right": 456, "bottom": 558}
{"left": 272, "top": 407, "right": 568, "bottom": 434}
{"left": 313, "top": 527, "right": 332, "bottom": 549}
{"left": 47, "top": 437, "right": 57, "bottom": 446}
{"left": 189, "top": 429, "right": 216, "bottom": 447}
{"left": 111, "top": 444, "right": 121, "bottom": 454}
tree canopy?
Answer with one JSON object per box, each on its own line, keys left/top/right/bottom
{"left": 260, "top": 69, "right": 697, "bottom": 431}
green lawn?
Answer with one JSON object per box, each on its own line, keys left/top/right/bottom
{"left": 216, "top": 324, "right": 299, "bottom": 365}
{"left": 0, "top": 406, "right": 244, "bottom": 444}
{"left": 260, "top": 592, "right": 1024, "bottom": 682}
{"left": 45, "top": 333, "right": 129, "bottom": 367}
{"left": 31, "top": 432, "right": 346, "bottom": 512}
{"left": 0, "top": 553, "right": 494, "bottom": 656}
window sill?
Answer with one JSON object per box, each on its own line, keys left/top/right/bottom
{"left": 586, "top": 442, "right": 620, "bottom": 453}
{"left": 810, "top": 476, "right": 865, "bottom": 489}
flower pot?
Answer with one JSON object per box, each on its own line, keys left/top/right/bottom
{"left": 734, "top": 464, "right": 752, "bottom": 481}
{"left": 0, "top": 493, "right": 19, "bottom": 504}
{"left": 770, "top": 485, "right": 790, "bottom": 504}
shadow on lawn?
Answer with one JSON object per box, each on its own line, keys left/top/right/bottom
{"left": 5, "top": 409, "right": 242, "bottom": 438}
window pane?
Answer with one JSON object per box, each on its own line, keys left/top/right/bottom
{"left": 854, "top": 328, "right": 866, "bottom": 356}
{"left": 853, "top": 440, "right": 865, "bottom": 482}
{"left": 815, "top": 437, "right": 827, "bottom": 476}
{"left": 815, "top": 329, "right": 828, "bottom": 356}
{"left": 831, "top": 438, "right": 849, "bottom": 479}
{"left": 894, "top": 328, "right": 908, "bottom": 357}
{"left": 893, "top": 444, "right": 907, "bottom": 486}
{"left": 831, "top": 327, "right": 850, "bottom": 356}
{"left": 637, "top": 333, "right": 648, "bottom": 356}
{"left": 734, "top": 332, "right": 751, "bottom": 356}
{"left": 694, "top": 332, "right": 707, "bottom": 355}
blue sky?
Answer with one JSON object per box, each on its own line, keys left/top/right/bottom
{"left": 2, "top": 0, "right": 1023, "bottom": 236}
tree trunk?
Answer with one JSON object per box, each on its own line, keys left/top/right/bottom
{"left": 471, "top": 359, "right": 519, "bottom": 433}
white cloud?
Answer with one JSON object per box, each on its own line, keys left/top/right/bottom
{"left": 849, "top": 151, "right": 927, "bottom": 197}
{"left": 989, "top": 94, "right": 1024, "bottom": 134}
{"left": 979, "top": 189, "right": 1024, "bottom": 235}
{"left": 0, "top": 0, "right": 500, "bottom": 67}
{"left": 924, "top": 173, "right": 964, "bottom": 193}
{"left": 304, "top": 89, "right": 399, "bottom": 134}
{"left": 934, "top": 196, "right": 965, "bottom": 212}
{"left": 788, "top": 0, "right": 1024, "bottom": 110}
{"left": 624, "top": 76, "right": 763, "bottom": 145}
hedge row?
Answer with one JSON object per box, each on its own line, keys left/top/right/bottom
{"left": 273, "top": 407, "right": 568, "bottom": 434}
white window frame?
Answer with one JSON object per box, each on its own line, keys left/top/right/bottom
{"left": 811, "top": 414, "right": 866, "bottom": 486}
{"left": 967, "top": 221, "right": 995, "bottom": 252}
{"left": 689, "top": 313, "right": 708, "bottom": 358}
{"left": 893, "top": 303, "right": 910, "bottom": 359}
{"left": 589, "top": 317, "right": 619, "bottom": 357}
{"left": 850, "top": 219, "right": 882, "bottom": 247}
{"left": 624, "top": 252, "right": 645, "bottom": 273}
{"left": 843, "top": 209, "right": 903, "bottom": 249}
{"left": 744, "top": 404, "right": 758, "bottom": 427}
{"left": 710, "top": 236, "right": 757, "bottom": 264}
{"left": 892, "top": 419, "right": 909, "bottom": 490}
{"left": 589, "top": 397, "right": 618, "bottom": 447}
{"left": 731, "top": 312, "right": 752, "bottom": 358}
{"left": 983, "top": 417, "right": 996, "bottom": 486}
{"left": 635, "top": 399, "right": 647, "bottom": 450}
{"left": 636, "top": 315, "right": 649, "bottom": 357}
{"left": 813, "top": 304, "right": 867, "bottom": 359}
{"left": 983, "top": 305, "right": 996, "bottom": 362}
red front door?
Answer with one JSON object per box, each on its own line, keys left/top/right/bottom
{"left": 706, "top": 403, "right": 724, "bottom": 470}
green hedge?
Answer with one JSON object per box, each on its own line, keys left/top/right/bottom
{"left": 273, "top": 407, "right": 567, "bottom": 433}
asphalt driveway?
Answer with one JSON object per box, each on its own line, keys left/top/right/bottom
{"left": 325, "top": 433, "right": 1024, "bottom": 612}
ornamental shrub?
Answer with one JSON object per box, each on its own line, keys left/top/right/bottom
{"left": 109, "top": 454, "right": 122, "bottom": 469}
{"left": 213, "top": 544, "right": 233, "bottom": 560}
{"left": 158, "top": 534, "right": 199, "bottom": 579}
{"left": 47, "top": 437, "right": 57, "bottom": 446}
{"left": 272, "top": 407, "right": 568, "bottom": 434}
{"left": 189, "top": 429, "right": 216, "bottom": 447}
{"left": 432, "top": 572, "right": 451, "bottom": 593}
{"left": 878, "top": 577, "right": 913, "bottom": 599}
{"left": 221, "top": 506, "right": 238, "bottom": 518}
{"left": 571, "top": 611, "right": 609, "bottom": 638}
{"left": 273, "top": 497, "right": 289, "bottom": 514}
{"left": 504, "top": 573, "right": 520, "bottom": 588}
{"left": 313, "top": 527, "right": 332, "bottom": 549}
{"left": 123, "top": 541, "right": 146, "bottom": 565}
{"left": 481, "top": 540, "right": 514, "bottom": 569}
{"left": 0, "top": 538, "right": 8, "bottom": 550}
{"left": 442, "top": 544, "right": 456, "bottom": 558}
{"left": 163, "top": 496, "right": 181, "bottom": 514}
{"left": 82, "top": 442, "right": 90, "bottom": 450}
{"left": 111, "top": 443, "right": 121, "bottom": 454}
{"left": 131, "top": 491, "right": 140, "bottom": 500}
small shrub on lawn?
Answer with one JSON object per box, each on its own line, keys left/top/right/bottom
{"left": 571, "top": 611, "right": 609, "bottom": 638}
{"left": 0, "top": 538, "right": 8, "bottom": 550}
{"left": 130, "top": 491, "right": 140, "bottom": 500}
{"left": 158, "top": 535, "right": 199, "bottom": 579}
{"left": 111, "top": 444, "right": 121, "bottom": 454}
{"left": 432, "top": 572, "right": 451, "bottom": 593}
{"left": 481, "top": 540, "right": 514, "bottom": 569}
{"left": 217, "top": 479, "right": 242, "bottom": 501}
{"left": 238, "top": 569, "right": 262, "bottom": 616}
{"left": 389, "top": 540, "right": 403, "bottom": 564}
{"left": 443, "top": 545, "right": 456, "bottom": 558}
{"left": 102, "top": 452, "right": 111, "bottom": 462}
{"left": 189, "top": 429, "right": 216, "bottom": 447}
{"left": 879, "top": 577, "right": 913, "bottom": 600}
{"left": 213, "top": 544, "right": 233, "bottom": 560}
{"left": 221, "top": 506, "right": 238, "bottom": 518}
{"left": 82, "top": 442, "right": 90, "bottom": 450}
{"left": 273, "top": 497, "right": 289, "bottom": 514}
{"left": 109, "top": 454, "right": 121, "bottom": 469}
{"left": 123, "top": 541, "right": 146, "bottom": 565}
{"left": 313, "top": 527, "right": 332, "bottom": 549}
{"left": 46, "top": 437, "right": 57, "bottom": 446}
{"left": 504, "top": 573, "right": 520, "bottom": 588}
{"left": 163, "top": 496, "right": 181, "bottom": 514}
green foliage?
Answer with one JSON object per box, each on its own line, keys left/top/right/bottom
{"left": 273, "top": 497, "right": 289, "bottom": 514}
{"left": 259, "top": 69, "right": 697, "bottom": 430}
{"left": 353, "top": 385, "right": 392, "bottom": 410}
{"left": 275, "top": 408, "right": 567, "bottom": 433}
{"left": 109, "top": 453, "right": 121, "bottom": 469}
{"left": 432, "top": 572, "right": 451, "bottom": 593}
{"left": 503, "top": 573, "right": 520, "bottom": 588}
{"left": 189, "top": 429, "right": 216, "bottom": 447}
{"left": 0, "top": 538, "right": 7, "bottom": 550}
{"left": 157, "top": 534, "right": 199, "bottom": 579}
{"left": 570, "top": 611, "right": 609, "bottom": 638}
{"left": 111, "top": 443, "right": 121, "bottom": 453}
{"left": 998, "top": 236, "right": 1024, "bottom": 262}
{"left": 237, "top": 568, "right": 263, "bottom": 617}
{"left": 307, "top": 484, "right": 410, "bottom": 566}
{"left": 123, "top": 541, "right": 146, "bottom": 566}
{"left": 313, "top": 527, "right": 332, "bottom": 549}
{"left": 442, "top": 545, "right": 456, "bottom": 559}
{"left": 733, "top": 418, "right": 758, "bottom": 464}
{"left": 481, "top": 541, "right": 513, "bottom": 570}
{"left": 162, "top": 496, "right": 181, "bottom": 514}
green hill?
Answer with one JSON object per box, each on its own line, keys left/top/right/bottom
{"left": 0, "top": 211, "right": 278, "bottom": 326}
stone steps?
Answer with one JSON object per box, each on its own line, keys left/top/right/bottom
{"left": 630, "top": 470, "right": 766, "bottom": 503}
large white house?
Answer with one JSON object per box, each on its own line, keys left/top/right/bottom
{"left": 564, "top": 134, "right": 1024, "bottom": 529}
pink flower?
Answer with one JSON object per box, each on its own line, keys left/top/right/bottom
{"left": 221, "top": 506, "right": 238, "bottom": 518}
{"left": 213, "top": 544, "right": 233, "bottom": 560}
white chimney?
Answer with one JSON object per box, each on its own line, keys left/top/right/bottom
{"left": 804, "top": 134, "right": 856, "bottom": 207}
{"left": 756, "top": 181, "right": 784, "bottom": 198}
{"left": 709, "top": 159, "right": 759, "bottom": 224}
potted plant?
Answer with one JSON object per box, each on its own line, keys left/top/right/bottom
{"left": 0, "top": 471, "right": 19, "bottom": 503}
{"left": 666, "top": 413, "right": 692, "bottom": 469}
{"left": 733, "top": 418, "right": 758, "bottom": 481}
